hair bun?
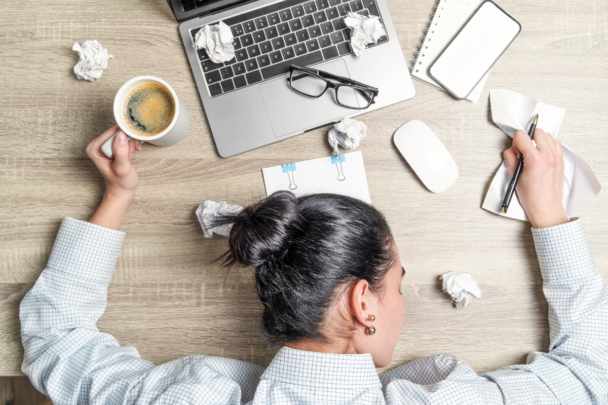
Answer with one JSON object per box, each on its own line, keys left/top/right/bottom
{"left": 227, "top": 191, "right": 303, "bottom": 267}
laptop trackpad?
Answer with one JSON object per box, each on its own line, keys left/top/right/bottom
{"left": 260, "top": 60, "right": 356, "bottom": 138}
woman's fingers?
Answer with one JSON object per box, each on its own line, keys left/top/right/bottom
{"left": 503, "top": 146, "right": 519, "bottom": 177}
{"left": 128, "top": 139, "right": 137, "bottom": 161}
{"left": 512, "top": 130, "right": 538, "bottom": 161}
{"left": 87, "top": 125, "right": 121, "bottom": 153}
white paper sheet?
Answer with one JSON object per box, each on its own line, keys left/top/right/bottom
{"left": 193, "top": 21, "right": 235, "bottom": 64}
{"left": 72, "top": 40, "right": 113, "bottom": 82}
{"left": 196, "top": 200, "right": 243, "bottom": 238}
{"left": 439, "top": 271, "right": 481, "bottom": 309}
{"left": 343, "top": 12, "right": 386, "bottom": 58}
{"left": 482, "top": 89, "right": 601, "bottom": 221}
{"left": 262, "top": 151, "right": 371, "bottom": 204}
{"left": 328, "top": 118, "right": 367, "bottom": 156}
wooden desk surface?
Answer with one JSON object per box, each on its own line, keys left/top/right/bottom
{"left": 1, "top": 0, "right": 607, "bottom": 377}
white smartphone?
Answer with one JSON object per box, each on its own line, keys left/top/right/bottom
{"left": 428, "top": 0, "right": 521, "bottom": 100}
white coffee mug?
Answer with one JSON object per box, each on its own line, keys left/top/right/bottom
{"left": 101, "top": 76, "right": 190, "bottom": 158}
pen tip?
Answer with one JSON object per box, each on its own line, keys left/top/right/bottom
{"left": 533, "top": 114, "right": 539, "bottom": 125}
{"left": 500, "top": 207, "right": 506, "bottom": 214}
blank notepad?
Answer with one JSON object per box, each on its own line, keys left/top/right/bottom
{"left": 410, "top": 0, "right": 487, "bottom": 103}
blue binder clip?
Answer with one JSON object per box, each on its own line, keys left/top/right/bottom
{"left": 282, "top": 163, "right": 297, "bottom": 190}
{"left": 331, "top": 154, "right": 346, "bottom": 181}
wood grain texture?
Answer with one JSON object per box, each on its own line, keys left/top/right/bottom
{"left": 1, "top": 0, "right": 607, "bottom": 378}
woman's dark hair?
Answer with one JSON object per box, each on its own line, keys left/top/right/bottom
{"left": 217, "top": 191, "right": 394, "bottom": 345}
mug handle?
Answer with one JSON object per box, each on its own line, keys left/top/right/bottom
{"left": 101, "top": 129, "right": 133, "bottom": 159}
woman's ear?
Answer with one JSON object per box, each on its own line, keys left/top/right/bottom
{"left": 348, "top": 279, "right": 375, "bottom": 331}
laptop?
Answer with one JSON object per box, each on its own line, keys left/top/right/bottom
{"left": 168, "top": 0, "right": 415, "bottom": 157}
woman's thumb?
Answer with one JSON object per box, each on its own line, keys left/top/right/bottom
{"left": 112, "top": 131, "right": 131, "bottom": 176}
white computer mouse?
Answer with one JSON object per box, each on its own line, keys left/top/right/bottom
{"left": 393, "top": 120, "right": 458, "bottom": 193}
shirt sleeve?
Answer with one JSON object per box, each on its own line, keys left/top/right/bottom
{"left": 20, "top": 217, "right": 263, "bottom": 405}
{"left": 380, "top": 219, "right": 608, "bottom": 404}
{"left": 482, "top": 218, "right": 608, "bottom": 404}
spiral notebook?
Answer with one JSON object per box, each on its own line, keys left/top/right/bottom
{"left": 411, "top": 0, "right": 489, "bottom": 103}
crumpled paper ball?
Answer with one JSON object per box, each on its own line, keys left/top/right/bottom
{"left": 343, "top": 12, "right": 386, "bottom": 57}
{"left": 72, "top": 40, "right": 114, "bottom": 82}
{"left": 193, "top": 21, "right": 235, "bottom": 64}
{"left": 439, "top": 271, "right": 482, "bottom": 309}
{"left": 328, "top": 117, "right": 368, "bottom": 156}
{"left": 196, "top": 200, "right": 243, "bottom": 238}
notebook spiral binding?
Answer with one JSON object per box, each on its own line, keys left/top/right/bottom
{"left": 409, "top": 0, "right": 443, "bottom": 72}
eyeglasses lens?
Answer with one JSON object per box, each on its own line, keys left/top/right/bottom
{"left": 336, "top": 86, "right": 374, "bottom": 109}
{"left": 290, "top": 70, "right": 327, "bottom": 97}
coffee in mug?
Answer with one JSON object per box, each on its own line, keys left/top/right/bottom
{"left": 123, "top": 82, "right": 176, "bottom": 136}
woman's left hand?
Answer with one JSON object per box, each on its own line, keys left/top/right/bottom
{"left": 86, "top": 125, "right": 143, "bottom": 200}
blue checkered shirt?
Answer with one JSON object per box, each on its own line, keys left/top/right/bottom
{"left": 20, "top": 217, "right": 608, "bottom": 404}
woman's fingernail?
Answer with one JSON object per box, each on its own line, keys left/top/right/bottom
{"left": 117, "top": 132, "right": 127, "bottom": 145}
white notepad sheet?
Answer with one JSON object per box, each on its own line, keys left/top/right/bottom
{"left": 429, "top": 1, "right": 520, "bottom": 99}
{"left": 411, "top": 0, "right": 488, "bottom": 103}
{"left": 262, "top": 151, "right": 372, "bottom": 203}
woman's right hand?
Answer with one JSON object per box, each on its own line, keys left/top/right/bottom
{"left": 86, "top": 125, "right": 143, "bottom": 200}
{"left": 503, "top": 128, "right": 569, "bottom": 228}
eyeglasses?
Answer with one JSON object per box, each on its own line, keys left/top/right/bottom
{"left": 287, "top": 64, "right": 379, "bottom": 110}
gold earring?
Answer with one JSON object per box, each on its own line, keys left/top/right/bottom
{"left": 366, "top": 314, "right": 376, "bottom": 335}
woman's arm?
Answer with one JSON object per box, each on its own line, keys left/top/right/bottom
{"left": 380, "top": 130, "right": 608, "bottom": 404}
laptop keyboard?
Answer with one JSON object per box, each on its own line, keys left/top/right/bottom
{"left": 190, "top": 0, "right": 388, "bottom": 97}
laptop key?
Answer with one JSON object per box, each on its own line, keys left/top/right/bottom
{"left": 302, "top": 15, "right": 315, "bottom": 28}
{"left": 267, "top": 12, "right": 281, "bottom": 25}
{"left": 255, "top": 16, "right": 269, "bottom": 30}
{"left": 205, "top": 70, "right": 222, "bottom": 84}
{"left": 253, "top": 31, "right": 266, "bottom": 43}
{"left": 232, "top": 62, "right": 246, "bottom": 75}
{"left": 320, "top": 21, "right": 334, "bottom": 34}
{"left": 282, "top": 46, "right": 296, "bottom": 60}
{"left": 322, "top": 45, "right": 339, "bottom": 60}
{"left": 202, "top": 60, "right": 223, "bottom": 72}
{"left": 230, "top": 24, "right": 244, "bottom": 37}
{"left": 328, "top": 0, "right": 341, "bottom": 5}
{"left": 366, "top": 1, "right": 379, "bottom": 16}
{"left": 316, "top": 0, "right": 329, "bottom": 9}
{"left": 332, "top": 18, "right": 346, "bottom": 31}
{"left": 224, "top": 57, "right": 237, "bottom": 65}
{"left": 243, "top": 21, "right": 256, "bottom": 33}
{"left": 296, "top": 29, "right": 310, "bottom": 42}
{"left": 221, "top": 79, "right": 235, "bottom": 92}
{"left": 277, "top": 22, "right": 290, "bottom": 35}
{"left": 220, "top": 66, "right": 234, "bottom": 79}
{"left": 330, "top": 31, "right": 344, "bottom": 44}
{"left": 319, "top": 35, "right": 332, "bottom": 48}
{"left": 265, "top": 26, "right": 279, "bottom": 39}
{"left": 360, "top": 9, "right": 370, "bottom": 16}
{"left": 232, "top": 37, "right": 242, "bottom": 50}
{"left": 246, "top": 70, "right": 263, "bottom": 84}
{"left": 272, "top": 37, "right": 286, "bottom": 50}
{"left": 350, "top": 0, "right": 363, "bottom": 11}
{"left": 304, "top": 1, "right": 317, "bottom": 13}
{"left": 197, "top": 48, "right": 209, "bottom": 60}
{"left": 337, "top": 3, "right": 351, "bottom": 16}
{"left": 209, "top": 83, "right": 222, "bottom": 96}
{"left": 241, "top": 34, "right": 254, "bottom": 47}
{"left": 260, "top": 41, "right": 273, "bottom": 54}
{"left": 326, "top": 7, "right": 339, "bottom": 19}
{"left": 292, "top": 5, "right": 305, "bottom": 18}
{"left": 313, "top": 11, "right": 327, "bottom": 24}
{"left": 337, "top": 41, "right": 352, "bottom": 55}
{"left": 247, "top": 44, "right": 261, "bottom": 58}
{"left": 289, "top": 19, "right": 303, "bottom": 31}
{"left": 261, "top": 50, "right": 323, "bottom": 80}
{"left": 342, "top": 29, "right": 351, "bottom": 40}
{"left": 258, "top": 54, "right": 271, "bottom": 67}
{"left": 306, "top": 38, "right": 320, "bottom": 52}
{"left": 280, "top": 9, "right": 293, "bottom": 22}
{"left": 294, "top": 43, "right": 307, "bottom": 56}
{"left": 270, "top": 51, "right": 283, "bottom": 63}
{"left": 245, "top": 59, "right": 259, "bottom": 71}
{"left": 308, "top": 26, "right": 322, "bottom": 38}
{"left": 233, "top": 75, "right": 247, "bottom": 88}
{"left": 235, "top": 49, "right": 248, "bottom": 62}
{"left": 285, "top": 33, "right": 298, "bottom": 46}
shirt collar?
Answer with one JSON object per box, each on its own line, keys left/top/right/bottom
{"left": 261, "top": 347, "right": 382, "bottom": 390}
